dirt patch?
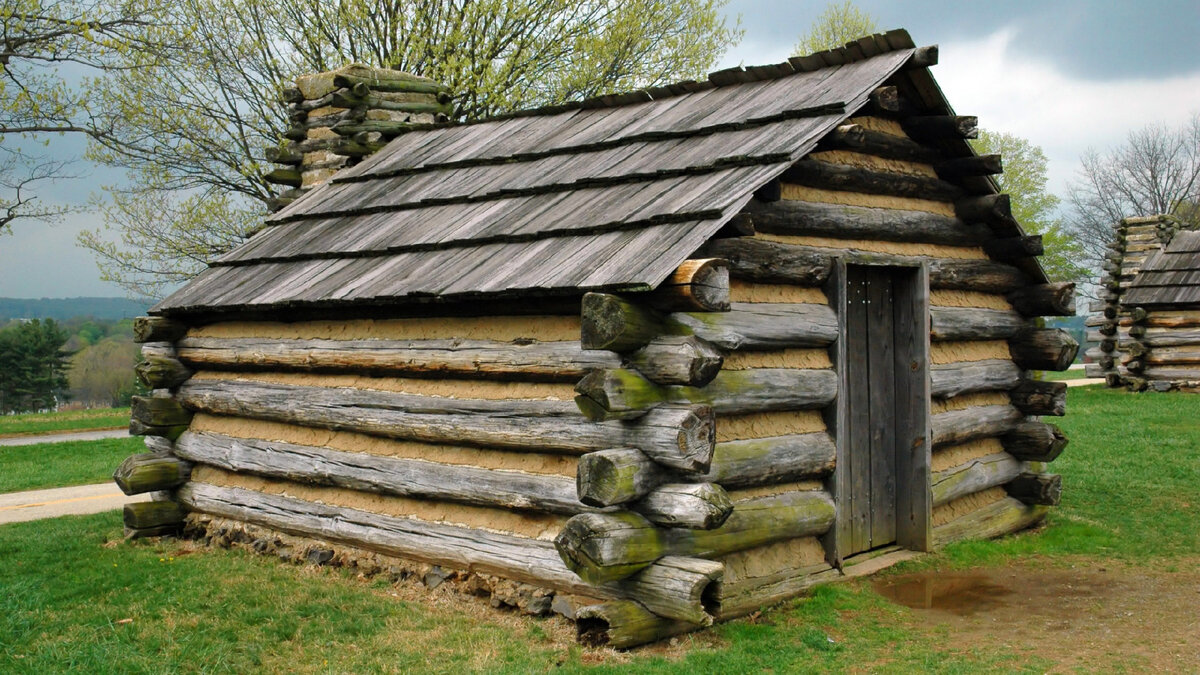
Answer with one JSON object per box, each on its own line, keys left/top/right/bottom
{"left": 871, "top": 558, "right": 1200, "bottom": 672}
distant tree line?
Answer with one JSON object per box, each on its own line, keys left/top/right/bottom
{"left": 0, "top": 319, "right": 70, "bottom": 413}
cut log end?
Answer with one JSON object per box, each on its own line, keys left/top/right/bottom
{"left": 113, "top": 452, "right": 192, "bottom": 495}
{"left": 1006, "top": 473, "right": 1062, "bottom": 506}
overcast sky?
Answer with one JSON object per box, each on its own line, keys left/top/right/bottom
{"left": 3, "top": 0, "right": 1199, "bottom": 299}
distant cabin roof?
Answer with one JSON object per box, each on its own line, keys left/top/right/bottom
{"left": 155, "top": 30, "right": 964, "bottom": 317}
{"left": 1124, "top": 230, "right": 1200, "bottom": 307}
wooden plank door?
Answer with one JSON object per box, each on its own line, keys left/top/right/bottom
{"left": 835, "top": 263, "right": 931, "bottom": 558}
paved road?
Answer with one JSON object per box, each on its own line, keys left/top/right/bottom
{"left": 1064, "top": 378, "right": 1105, "bottom": 387}
{"left": 0, "top": 428, "right": 128, "bottom": 447}
{"left": 0, "top": 483, "right": 149, "bottom": 525}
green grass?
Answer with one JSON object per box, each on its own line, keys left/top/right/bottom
{"left": 0, "top": 387, "right": 1196, "bottom": 672}
{"left": 0, "top": 407, "right": 130, "bottom": 437}
{"left": 0, "top": 437, "right": 143, "bottom": 493}
{"left": 1036, "top": 369, "right": 1091, "bottom": 381}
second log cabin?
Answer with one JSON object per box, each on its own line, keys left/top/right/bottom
{"left": 116, "top": 29, "right": 1077, "bottom": 648}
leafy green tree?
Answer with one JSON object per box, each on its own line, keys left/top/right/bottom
{"left": 68, "top": 333, "right": 143, "bottom": 406}
{"left": 791, "top": 0, "right": 878, "bottom": 56}
{"left": 0, "top": 319, "right": 71, "bottom": 412}
{"left": 971, "top": 130, "right": 1088, "bottom": 284}
{"left": 78, "top": 0, "right": 742, "bottom": 296}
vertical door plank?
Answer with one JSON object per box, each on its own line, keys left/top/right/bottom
{"left": 846, "top": 268, "right": 872, "bottom": 554}
{"left": 894, "top": 264, "right": 933, "bottom": 551}
{"left": 866, "top": 269, "right": 897, "bottom": 547}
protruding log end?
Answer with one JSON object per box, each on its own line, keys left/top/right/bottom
{"left": 1002, "top": 421, "right": 1068, "bottom": 462}
{"left": 1007, "top": 282, "right": 1076, "bottom": 317}
{"left": 123, "top": 500, "right": 185, "bottom": 536}
{"left": 113, "top": 452, "right": 192, "bottom": 496}
{"left": 907, "top": 44, "right": 939, "bottom": 69}
{"left": 1129, "top": 306, "right": 1149, "bottom": 323}
{"left": 133, "top": 316, "right": 188, "bottom": 344}
{"left": 135, "top": 356, "right": 194, "bottom": 390}
{"left": 901, "top": 114, "right": 977, "bottom": 142}
{"left": 132, "top": 395, "right": 194, "bottom": 428}
{"left": 868, "top": 86, "right": 900, "bottom": 114}
{"left": 1006, "top": 473, "right": 1062, "bottom": 506}
{"left": 630, "top": 404, "right": 716, "bottom": 473}
{"left": 555, "top": 512, "right": 665, "bottom": 585}
{"left": 1009, "top": 328, "right": 1079, "bottom": 371}
{"left": 619, "top": 556, "right": 724, "bottom": 626}
{"left": 1009, "top": 380, "right": 1067, "bottom": 416}
{"left": 632, "top": 483, "right": 734, "bottom": 530}
{"left": 936, "top": 154, "right": 1003, "bottom": 180}
{"left": 575, "top": 369, "right": 663, "bottom": 421}
{"left": 576, "top": 599, "right": 700, "bottom": 649}
{"left": 581, "top": 293, "right": 664, "bottom": 353}
{"left": 983, "top": 235, "right": 1043, "bottom": 261}
{"left": 577, "top": 448, "right": 665, "bottom": 507}
{"left": 627, "top": 336, "right": 724, "bottom": 387}
{"left": 955, "top": 193, "right": 1016, "bottom": 230}
{"left": 648, "top": 258, "right": 731, "bottom": 313}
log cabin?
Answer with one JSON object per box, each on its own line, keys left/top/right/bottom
{"left": 115, "top": 29, "right": 1078, "bottom": 648}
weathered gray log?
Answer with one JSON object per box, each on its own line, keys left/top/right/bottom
{"left": 929, "top": 307, "right": 1027, "bottom": 340}
{"left": 626, "top": 336, "right": 723, "bottom": 386}
{"left": 112, "top": 452, "right": 192, "bottom": 495}
{"left": 131, "top": 395, "right": 193, "bottom": 428}
{"left": 1006, "top": 282, "right": 1076, "bottom": 317}
{"left": 932, "top": 497, "right": 1048, "bottom": 548}
{"left": 714, "top": 561, "right": 840, "bottom": 621}
{"left": 580, "top": 293, "right": 666, "bottom": 352}
{"left": 330, "top": 72, "right": 448, "bottom": 96}
{"left": 930, "top": 359, "right": 1021, "bottom": 398}
{"left": 174, "top": 431, "right": 588, "bottom": 514}
{"left": 133, "top": 316, "right": 187, "bottom": 343}
{"left": 931, "top": 404, "right": 1022, "bottom": 447}
{"left": 1005, "top": 473, "right": 1062, "bottom": 506}
{"left": 955, "top": 193, "right": 1016, "bottom": 230}
{"left": 143, "top": 435, "right": 174, "bottom": 454}
{"left": 901, "top": 115, "right": 978, "bottom": 142}
{"left": 135, "top": 356, "right": 193, "bottom": 389}
{"left": 667, "top": 302, "right": 839, "bottom": 351}
{"left": 705, "top": 237, "right": 1027, "bottom": 292}
{"left": 645, "top": 258, "right": 730, "bottom": 313}
{"left": 576, "top": 433, "right": 836, "bottom": 507}
{"left": 1008, "top": 329, "right": 1079, "bottom": 371}
{"left": 1135, "top": 328, "right": 1200, "bottom": 347}
{"left": 907, "top": 44, "right": 939, "bottom": 69}
{"left": 123, "top": 501, "right": 184, "bottom": 530}
{"left": 936, "top": 154, "right": 1002, "bottom": 180}
{"left": 632, "top": 483, "right": 733, "bottom": 529}
{"left": 555, "top": 490, "right": 835, "bottom": 584}
{"left": 175, "top": 379, "right": 715, "bottom": 470}
{"left": 931, "top": 452, "right": 1023, "bottom": 507}
{"left": 741, "top": 198, "right": 989, "bottom": 245}
{"left": 1001, "top": 421, "right": 1068, "bottom": 462}
{"left": 616, "top": 557, "right": 724, "bottom": 626}
{"left": 574, "top": 368, "right": 838, "bottom": 420}
{"left": 576, "top": 600, "right": 700, "bottom": 648}
{"left": 1141, "top": 366, "right": 1200, "bottom": 381}
{"left": 780, "top": 159, "right": 964, "bottom": 202}
{"left": 129, "top": 418, "right": 189, "bottom": 441}
{"left": 175, "top": 336, "right": 620, "bottom": 382}
{"left": 983, "top": 235, "right": 1043, "bottom": 260}
{"left": 263, "top": 167, "right": 302, "bottom": 187}
{"left": 814, "top": 123, "right": 865, "bottom": 149}
{"left": 1009, "top": 380, "right": 1067, "bottom": 416}
{"left": 1144, "top": 345, "right": 1200, "bottom": 365}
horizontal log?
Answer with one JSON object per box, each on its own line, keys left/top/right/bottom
{"left": 645, "top": 258, "right": 730, "bottom": 313}
{"left": 1083, "top": 363, "right": 1104, "bottom": 378}
{"left": 930, "top": 307, "right": 1027, "bottom": 341}
{"left": 931, "top": 452, "right": 1023, "bottom": 507}
{"left": 1142, "top": 366, "right": 1200, "bottom": 381}
{"left": 133, "top": 316, "right": 187, "bottom": 343}
{"left": 113, "top": 452, "right": 192, "bottom": 495}
{"left": 174, "top": 431, "right": 588, "bottom": 514}
{"left": 632, "top": 483, "right": 733, "bottom": 530}
{"left": 581, "top": 293, "right": 665, "bottom": 352}
{"left": 576, "top": 600, "right": 700, "bottom": 649}
{"left": 626, "top": 336, "right": 723, "bottom": 386}
{"left": 135, "top": 356, "right": 193, "bottom": 390}
{"left": 983, "top": 235, "right": 1043, "bottom": 260}
{"left": 129, "top": 418, "right": 189, "bottom": 441}
{"left": 936, "top": 154, "right": 1002, "bottom": 180}
{"left": 867, "top": 86, "right": 900, "bottom": 114}
{"left": 714, "top": 560, "right": 839, "bottom": 621}
{"left": 1134, "top": 328, "right": 1200, "bottom": 347}
{"left": 263, "top": 168, "right": 302, "bottom": 187}
{"left": 576, "top": 432, "right": 836, "bottom": 507}
{"left": 331, "top": 73, "right": 448, "bottom": 96}
{"left": 1009, "top": 379, "right": 1067, "bottom": 416}
{"left": 1140, "top": 312, "right": 1200, "bottom": 328}
{"left": 955, "top": 193, "right": 1016, "bottom": 231}
{"left": 668, "top": 302, "right": 839, "bottom": 351}
{"left": 907, "top": 44, "right": 939, "bottom": 69}
{"left": 131, "top": 395, "right": 193, "bottom": 427}
{"left": 123, "top": 501, "right": 184, "bottom": 530}
{"left": 902, "top": 115, "right": 978, "bottom": 142}
{"left": 574, "top": 368, "right": 838, "bottom": 420}
{"left": 781, "top": 159, "right": 964, "bottom": 202}
{"left": 741, "top": 198, "right": 989, "bottom": 245}
{"left": 1009, "top": 329, "right": 1079, "bottom": 371}
{"left": 932, "top": 496, "right": 1048, "bottom": 548}
{"left": 932, "top": 404, "right": 1023, "bottom": 447}
{"left": 175, "top": 336, "right": 620, "bottom": 383}
{"left": 930, "top": 360, "right": 1021, "bottom": 398}
{"left": 616, "top": 557, "right": 724, "bottom": 626}
{"left": 1145, "top": 345, "right": 1200, "bottom": 365}
{"left": 1002, "top": 421, "right": 1068, "bottom": 462}
{"left": 814, "top": 123, "right": 866, "bottom": 149}
{"left": 555, "top": 490, "right": 835, "bottom": 584}
{"left": 328, "top": 90, "right": 452, "bottom": 115}
{"left": 175, "top": 379, "right": 715, "bottom": 470}
{"left": 1005, "top": 472, "right": 1062, "bottom": 506}
{"left": 705, "top": 237, "right": 1028, "bottom": 292}
{"left": 1006, "top": 282, "right": 1076, "bottom": 317}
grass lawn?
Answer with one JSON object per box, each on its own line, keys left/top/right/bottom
{"left": 0, "top": 437, "right": 143, "bottom": 493}
{"left": 0, "top": 407, "right": 130, "bottom": 437}
{"left": 1036, "top": 368, "right": 1092, "bottom": 381}
{"left": 0, "top": 387, "right": 1197, "bottom": 673}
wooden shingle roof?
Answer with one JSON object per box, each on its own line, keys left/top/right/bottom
{"left": 155, "top": 31, "right": 926, "bottom": 317}
{"left": 1124, "top": 230, "right": 1200, "bottom": 307}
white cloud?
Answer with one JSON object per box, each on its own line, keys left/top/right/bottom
{"left": 934, "top": 28, "right": 1200, "bottom": 196}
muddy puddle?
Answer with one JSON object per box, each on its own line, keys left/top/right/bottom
{"left": 872, "top": 572, "right": 1013, "bottom": 615}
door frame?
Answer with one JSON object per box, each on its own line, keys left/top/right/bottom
{"left": 823, "top": 258, "right": 932, "bottom": 565}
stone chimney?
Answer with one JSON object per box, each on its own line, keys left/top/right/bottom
{"left": 265, "top": 64, "right": 452, "bottom": 210}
